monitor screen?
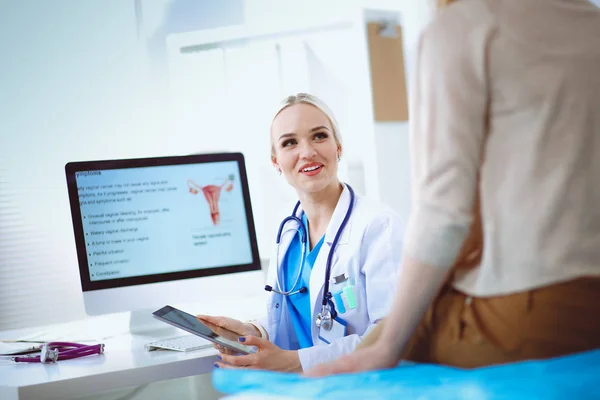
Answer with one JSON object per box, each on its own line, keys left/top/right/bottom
{"left": 65, "top": 153, "right": 261, "bottom": 293}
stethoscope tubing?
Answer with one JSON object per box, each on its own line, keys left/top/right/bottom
{"left": 275, "top": 220, "right": 307, "bottom": 296}
{"left": 273, "top": 183, "right": 355, "bottom": 318}
{"left": 322, "top": 185, "right": 354, "bottom": 308}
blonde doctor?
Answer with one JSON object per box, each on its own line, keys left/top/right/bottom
{"left": 198, "top": 93, "right": 404, "bottom": 372}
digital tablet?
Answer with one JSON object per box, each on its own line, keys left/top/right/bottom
{"left": 152, "top": 305, "right": 255, "bottom": 355}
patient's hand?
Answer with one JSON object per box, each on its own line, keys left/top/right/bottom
{"left": 304, "top": 342, "right": 397, "bottom": 377}
{"left": 196, "top": 315, "right": 261, "bottom": 355}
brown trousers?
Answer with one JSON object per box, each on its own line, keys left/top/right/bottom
{"left": 363, "top": 277, "right": 600, "bottom": 368}
{"left": 364, "top": 177, "right": 600, "bottom": 367}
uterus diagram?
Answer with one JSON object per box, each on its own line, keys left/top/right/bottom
{"left": 187, "top": 175, "right": 234, "bottom": 225}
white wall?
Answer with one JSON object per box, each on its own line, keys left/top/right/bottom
{"left": 372, "top": 1, "right": 434, "bottom": 223}
{"left": 0, "top": 0, "right": 433, "bottom": 331}
{"left": 0, "top": 0, "right": 144, "bottom": 330}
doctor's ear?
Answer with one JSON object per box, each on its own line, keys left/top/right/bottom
{"left": 271, "top": 157, "right": 282, "bottom": 175}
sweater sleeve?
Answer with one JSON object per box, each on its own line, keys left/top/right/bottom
{"left": 403, "top": 5, "right": 494, "bottom": 269}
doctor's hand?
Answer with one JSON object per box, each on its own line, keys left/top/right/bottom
{"left": 303, "top": 341, "right": 397, "bottom": 377}
{"left": 196, "top": 315, "right": 261, "bottom": 356}
{"left": 214, "top": 335, "right": 302, "bottom": 373}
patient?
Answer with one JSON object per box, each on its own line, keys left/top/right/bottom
{"left": 306, "top": 0, "right": 600, "bottom": 375}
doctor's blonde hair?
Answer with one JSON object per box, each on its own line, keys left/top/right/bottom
{"left": 270, "top": 93, "right": 343, "bottom": 157}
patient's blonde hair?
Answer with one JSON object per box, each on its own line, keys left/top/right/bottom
{"left": 270, "top": 93, "right": 343, "bottom": 157}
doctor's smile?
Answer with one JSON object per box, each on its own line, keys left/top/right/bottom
{"left": 299, "top": 162, "right": 323, "bottom": 176}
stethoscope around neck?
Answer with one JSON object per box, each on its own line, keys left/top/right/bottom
{"left": 265, "top": 184, "right": 355, "bottom": 331}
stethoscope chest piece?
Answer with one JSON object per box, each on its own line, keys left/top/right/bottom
{"left": 316, "top": 306, "right": 333, "bottom": 331}
{"left": 40, "top": 345, "right": 59, "bottom": 363}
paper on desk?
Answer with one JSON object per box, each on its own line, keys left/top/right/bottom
{"left": 4, "top": 316, "right": 132, "bottom": 343}
{"left": 0, "top": 341, "right": 42, "bottom": 356}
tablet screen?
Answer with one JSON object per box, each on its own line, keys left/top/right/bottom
{"left": 152, "top": 305, "right": 254, "bottom": 354}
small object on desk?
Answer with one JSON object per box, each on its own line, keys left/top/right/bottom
{"left": 1, "top": 342, "right": 105, "bottom": 363}
{"left": 145, "top": 335, "right": 213, "bottom": 352}
{"left": 0, "top": 341, "right": 43, "bottom": 356}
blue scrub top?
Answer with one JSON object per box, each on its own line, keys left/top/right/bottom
{"left": 283, "top": 213, "right": 324, "bottom": 349}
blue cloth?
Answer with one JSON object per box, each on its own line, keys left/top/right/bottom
{"left": 213, "top": 349, "right": 600, "bottom": 399}
{"left": 283, "top": 214, "right": 324, "bottom": 349}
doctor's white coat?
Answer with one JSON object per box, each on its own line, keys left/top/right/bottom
{"left": 255, "top": 185, "right": 404, "bottom": 370}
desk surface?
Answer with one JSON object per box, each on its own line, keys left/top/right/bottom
{"left": 0, "top": 296, "right": 265, "bottom": 400}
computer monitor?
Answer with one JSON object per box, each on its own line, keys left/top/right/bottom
{"left": 65, "top": 153, "right": 262, "bottom": 323}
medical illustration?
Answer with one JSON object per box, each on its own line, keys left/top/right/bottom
{"left": 187, "top": 175, "right": 234, "bottom": 225}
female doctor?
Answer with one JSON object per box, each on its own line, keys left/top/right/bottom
{"left": 198, "top": 93, "right": 404, "bottom": 372}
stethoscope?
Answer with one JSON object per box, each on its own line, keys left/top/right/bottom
{"left": 265, "top": 184, "right": 355, "bottom": 331}
{"left": 0, "top": 342, "right": 105, "bottom": 363}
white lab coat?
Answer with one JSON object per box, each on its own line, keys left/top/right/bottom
{"left": 255, "top": 184, "right": 404, "bottom": 370}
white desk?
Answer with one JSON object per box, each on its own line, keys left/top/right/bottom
{"left": 0, "top": 296, "right": 265, "bottom": 400}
